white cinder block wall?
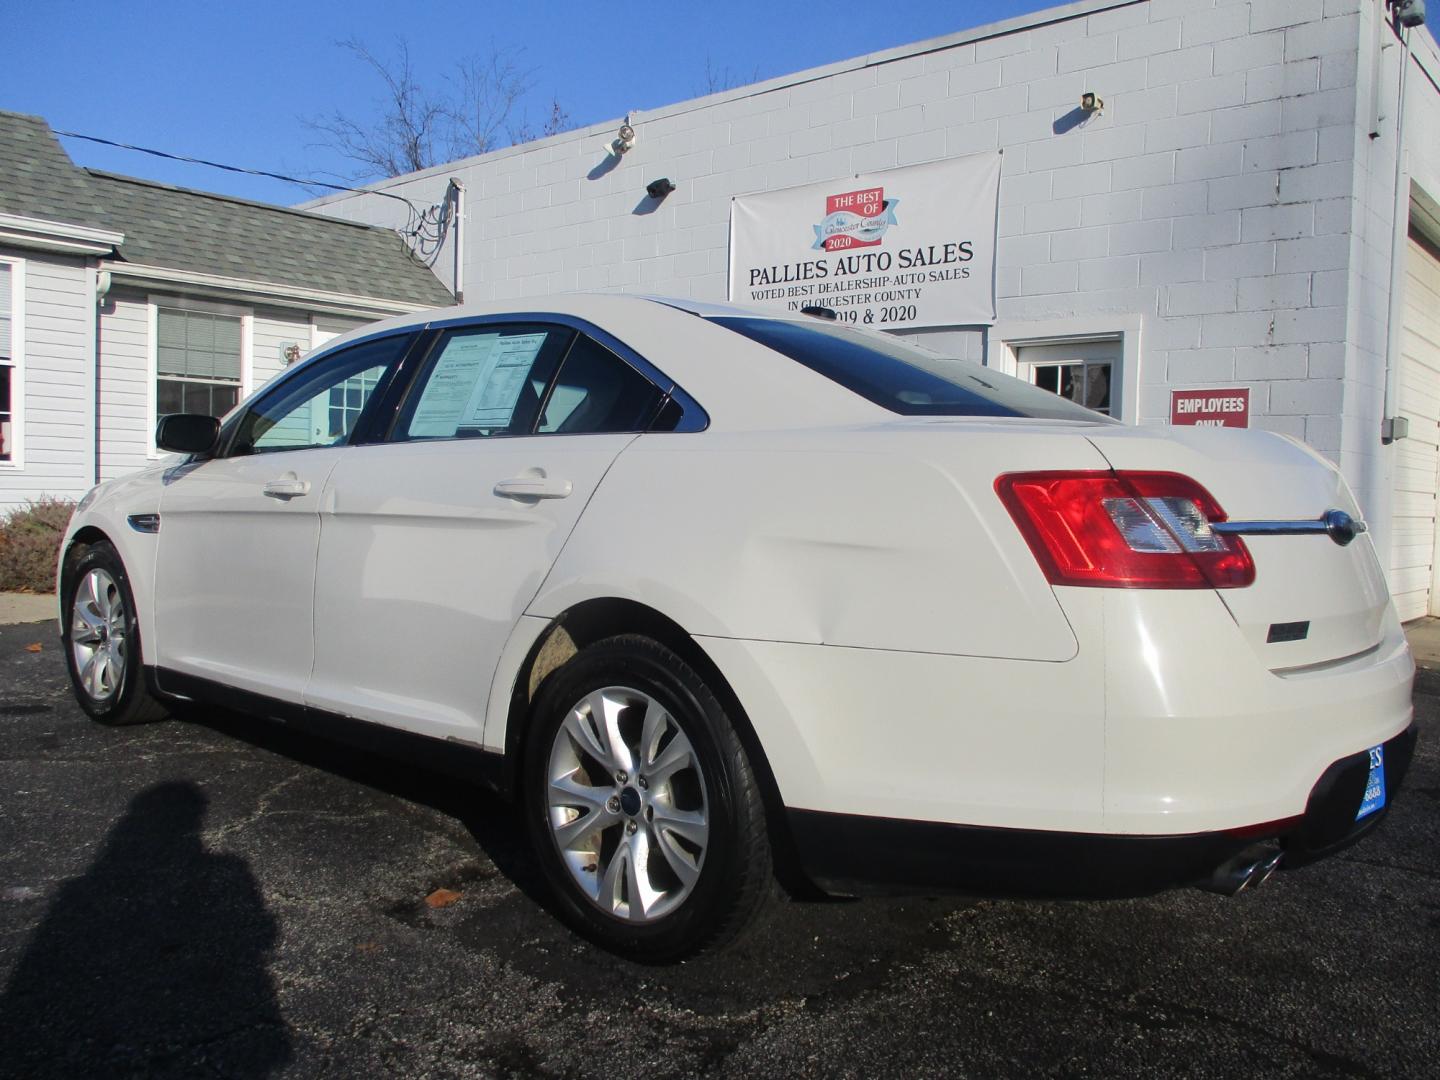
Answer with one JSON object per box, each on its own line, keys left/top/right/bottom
{"left": 305, "top": 0, "right": 1439, "bottom": 525}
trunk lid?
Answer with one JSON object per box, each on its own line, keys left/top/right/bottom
{"left": 1084, "top": 426, "right": 1391, "bottom": 669}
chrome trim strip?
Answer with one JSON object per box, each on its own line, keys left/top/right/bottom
{"left": 1212, "top": 509, "right": 1367, "bottom": 547}
{"left": 1271, "top": 642, "right": 1382, "bottom": 678}
{"left": 127, "top": 513, "right": 160, "bottom": 534}
{"left": 1211, "top": 520, "right": 1331, "bottom": 535}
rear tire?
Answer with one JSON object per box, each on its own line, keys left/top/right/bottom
{"left": 60, "top": 541, "right": 168, "bottom": 726}
{"left": 523, "top": 634, "right": 771, "bottom": 960}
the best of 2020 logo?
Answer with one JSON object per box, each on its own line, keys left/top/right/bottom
{"left": 812, "top": 187, "right": 900, "bottom": 251}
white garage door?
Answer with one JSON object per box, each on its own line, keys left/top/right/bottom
{"left": 1391, "top": 232, "right": 1440, "bottom": 621}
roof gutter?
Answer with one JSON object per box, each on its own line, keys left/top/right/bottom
{"left": 0, "top": 212, "right": 124, "bottom": 256}
{"left": 98, "top": 260, "right": 438, "bottom": 318}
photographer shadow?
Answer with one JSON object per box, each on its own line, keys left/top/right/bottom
{"left": 0, "top": 782, "right": 290, "bottom": 1079}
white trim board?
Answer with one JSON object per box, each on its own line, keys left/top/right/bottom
{"left": 0, "top": 255, "right": 25, "bottom": 471}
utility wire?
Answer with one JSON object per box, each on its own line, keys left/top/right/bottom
{"left": 52, "top": 128, "right": 421, "bottom": 212}
{"left": 53, "top": 126, "right": 456, "bottom": 267}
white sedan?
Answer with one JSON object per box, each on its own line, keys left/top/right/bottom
{"left": 58, "top": 294, "right": 1417, "bottom": 959}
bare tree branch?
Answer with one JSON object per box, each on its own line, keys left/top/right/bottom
{"left": 509, "top": 99, "right": 573, "bottom": 145}
{"left": 303, "top": 36, "right": 573, "bottom": 181}
{"left": 699, "top": 55, "right": 760, "bottom": 96}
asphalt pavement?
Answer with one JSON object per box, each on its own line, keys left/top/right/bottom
{"left": 0, "top": 618, "right": 1436, "bottom": 1079}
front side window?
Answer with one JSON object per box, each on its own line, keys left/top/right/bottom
{"left": 157, "top": 308, "right": 243, "bottom": 419}
{"left": 0, "top": 262, "right": 13, "bottom": 462}
{"left": 228, "top": 334, "right": 412, "bottom": 455}
{"left": 711, "top": 316, "right": 1114, "bottom": 423}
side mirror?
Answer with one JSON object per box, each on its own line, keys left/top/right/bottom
{"left": 156, "top": 414, "right": 221, "bottom": 455}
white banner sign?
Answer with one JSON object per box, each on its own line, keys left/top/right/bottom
{"left": 728, "top": 154, "right": 1001, "bottom": 330}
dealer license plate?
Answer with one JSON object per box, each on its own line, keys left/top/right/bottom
{"left": 1356, "top": 745, "right": 1386, "bottom": 821}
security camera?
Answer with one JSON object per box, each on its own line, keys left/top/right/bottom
{"left": 611, "top": 121, "right": 636, "bottom": 156}
{"left": 646, "top": 177, "right": 676, "bottom": 199}
{"left": 1080, "top": 92, "right": 1104, "bottom": 113}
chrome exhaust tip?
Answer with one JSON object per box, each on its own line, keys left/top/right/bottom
{"left": 1200, "top": 847, "right": 1284, "bottom": 896}
{"left": 1252, "top": 849, "right": 1284, "bottom": 888}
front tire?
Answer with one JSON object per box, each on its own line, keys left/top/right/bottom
{"left": 61, "top": 541, "right": 167, "bottom": 726}
{"left": 523, "top": 635, "right": 771, "bottom": 960}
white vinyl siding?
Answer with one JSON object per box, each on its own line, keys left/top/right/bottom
{"left": 0, "top": 251, "right": 95, "bottom": 510}
{"left": 253, "top": 306, "right": 324, "bottom": 389}
{"left": 97, "top": 288, "right": 154, "bottom": 481}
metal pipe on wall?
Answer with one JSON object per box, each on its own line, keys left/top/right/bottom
{"left": 1380, "top": 21, "right": 1414, "bottom": 445}
{"left": 449, "top": 178, "right": 465, "bottom": 305}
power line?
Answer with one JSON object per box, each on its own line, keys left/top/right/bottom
{"left": 52, "top": 127, "right": 421, "bottom": 212}
{"left": 52, "top": 126, "right": 456, "bottom": 267}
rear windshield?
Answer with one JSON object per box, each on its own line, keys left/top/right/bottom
{"left": 710, "top": 316, "right": 1115, "bottom": 422}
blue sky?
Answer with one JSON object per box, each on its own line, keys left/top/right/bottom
{"left": 0, "top": 1, "right": 1057, "bottom": 205}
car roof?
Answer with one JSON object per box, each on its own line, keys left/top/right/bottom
{"left": 633, "top": 295, "right": 814, "bottom": 322}
{"left": 293, "top": 293, "right": 886, "bottom": 433}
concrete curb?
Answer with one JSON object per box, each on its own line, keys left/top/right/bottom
{"left": 1405, "top": 617, "right": 1440, "bottom": 671}
{"left": 0, "top": 593, "right": 56, "bottom": 626}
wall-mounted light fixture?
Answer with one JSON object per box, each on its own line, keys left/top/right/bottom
{"left": 611, "top": 120, "right": 636, "bottom": 156}
{"left": 1080, "top": 92, "right": 1104, "bottom": 114}
{"left": 646, "top": 177, "right": 676, "bottom": 199}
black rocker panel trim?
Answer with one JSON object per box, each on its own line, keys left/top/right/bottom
{"left": 150, "top": 667, "right": 508, "bottom": 793}
{"left": 788, "top": 720, "right": 1417, "bottom": 898}
{"left": 786, "top": 810, "right": 1259, "bottom": 899}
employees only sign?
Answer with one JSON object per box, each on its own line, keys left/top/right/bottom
{"left": 1170, "top": 388, "right": 1251, "bottom": 427}
{"left": 728, "top": 154, "right": 1001, "bottom": 330}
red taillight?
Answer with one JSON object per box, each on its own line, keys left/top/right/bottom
{"left": 995, "top": 470, "right": 1254, "bottom": 589}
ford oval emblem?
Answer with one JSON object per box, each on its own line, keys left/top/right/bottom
{"left": 1323, "top": 509, "right": 1362, "bottom": 546}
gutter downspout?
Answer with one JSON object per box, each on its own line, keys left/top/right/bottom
{"left": 449, "top": 178, "right": 465, "bottom": 305}
{"left": 85, "top": 262, "right": 103, "bottom": 486}
{"left": 1369, "top": 11, "right": 1414, "bottom": 583}
{"left": 1380, "top": 21, "right": 1414, "bottom": 446}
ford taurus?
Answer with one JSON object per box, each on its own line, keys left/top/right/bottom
{"left": 58, "top": 294, "right": 1417, "bottom": 959}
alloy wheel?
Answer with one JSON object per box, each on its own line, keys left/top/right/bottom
{"left": 70, "top": 568, "right": 128, "bottom": 703}
{"left": 545, "top": 685, "right": 710, "bottom": 922}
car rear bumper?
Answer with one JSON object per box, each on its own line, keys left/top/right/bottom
{"left": 786, "top": 722, "right": 1418, "bottom": 898}
{"left": 698, "top": 595, "right": 1414, "bottom": 837}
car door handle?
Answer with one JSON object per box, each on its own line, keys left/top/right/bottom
{"left": 263, "top": 477, "right": 311, "bottom": 499}
{"left": 494, "top": 476, "right": 572, "bottom": 500}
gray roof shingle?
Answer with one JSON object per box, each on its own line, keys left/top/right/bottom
{"left": 0, "top": 110, "right": 452, "bottom": 307}
{"left": 85, "top": 171, "right": 453, "bottom": 306}
{"left": 0, "top": 111, "right": 110, "bottom": 228}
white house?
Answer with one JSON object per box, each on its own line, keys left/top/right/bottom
{"left": 303, "top": 0, "right": 1440, "bottom": 619}
{"left": 0, "top": 110, "right": 453, "bottom": 512}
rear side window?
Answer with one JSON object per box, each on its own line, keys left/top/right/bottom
{"left": 538, "top": 335, "right": 665, "bottom": 434}
{"left": 396, "top": 325, "right": 571, "bottom": 440}
{"left": 710, "top": 316, "right": 1114, "bottom": 422}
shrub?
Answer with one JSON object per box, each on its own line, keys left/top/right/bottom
{"left": 0, "top": 498, "right": 76, "bottom": 593}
